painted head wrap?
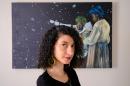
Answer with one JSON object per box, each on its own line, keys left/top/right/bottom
{"left": 88, "top": 5, "right": 105, "bottom": 17}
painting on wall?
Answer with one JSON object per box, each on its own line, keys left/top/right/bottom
{"left": 12, "top": 2, "right": 112, "bottom": 68}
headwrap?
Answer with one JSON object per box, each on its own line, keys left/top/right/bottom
{"left": 88, "top": 5, "right": 105, "bottom": 17}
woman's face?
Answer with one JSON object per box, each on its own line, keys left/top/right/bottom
{"left": 91, "top": 14, "right": 99, "bottom": 23}
{"left": 53, "top": 34, "right": 75, "bottom": 65}
{"left": 76, "top": 22, "right": 84, "bottom": 30}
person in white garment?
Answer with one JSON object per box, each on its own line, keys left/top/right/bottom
{"left": 84, "top": 5, "right": 110, "bottom": 68}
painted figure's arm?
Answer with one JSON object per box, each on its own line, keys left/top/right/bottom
{"left": 49, "top": 19, "right": 72, "bottom": 27}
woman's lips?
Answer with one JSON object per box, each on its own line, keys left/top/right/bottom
{"left": 65, "top": 57, "right": 71, "bottom": 60}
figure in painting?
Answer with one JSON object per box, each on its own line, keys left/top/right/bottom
{"left": 84, "top": 5, "right": 110, "bottom": 68}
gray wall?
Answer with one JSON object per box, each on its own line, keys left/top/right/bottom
{"left": 0, "top": 0, "right": 129, "bottom": 86}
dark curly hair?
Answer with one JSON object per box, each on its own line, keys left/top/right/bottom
{"left": 38, "top": 25, "right": 83, "bottom": 69}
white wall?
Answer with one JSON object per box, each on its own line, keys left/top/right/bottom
{"left": 0, "top": 0, "right": 130, "bottom": 86}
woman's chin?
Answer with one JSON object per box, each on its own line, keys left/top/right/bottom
{"left": 63, "top": 61, "right": 71, "bottom": 64}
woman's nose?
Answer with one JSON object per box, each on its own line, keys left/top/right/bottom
{"left": 66, "top": 46, "right": 74, "bottom": 57}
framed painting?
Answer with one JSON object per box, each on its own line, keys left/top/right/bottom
{"left": 12, "top": 2, "right": 112, "bottom": 68}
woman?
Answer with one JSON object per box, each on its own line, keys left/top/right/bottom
{"left": 37, "top": 25, "right": 83, "bottom": 86}
{"left": 84, "top": 5, "right": 110, "bottom": 68}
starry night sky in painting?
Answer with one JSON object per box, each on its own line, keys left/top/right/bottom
{"left": 12, "top": 2, "right": 112, "bottom": 68}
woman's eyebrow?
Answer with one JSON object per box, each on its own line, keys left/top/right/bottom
{"left": 61, "top": 41, "right": 68, "bottom": 43}
{"left": 61, "top": 41, "right": 74, "bottom": 45}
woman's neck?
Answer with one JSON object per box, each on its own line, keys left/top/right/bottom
{"left": 47, "top": 62, "right": 69, "bottom": 83}
{"left": 47, "top": 62, "right": 65, "bottom": 76}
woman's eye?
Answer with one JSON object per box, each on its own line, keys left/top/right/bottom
{"left": 62, "top": 44, "right": 67, "bottom": 47}
{"left": 62, "top": 44, "right": 67, "bottom": 46}
{"left": 71, "top": 44, "right": 75, "bottom": 48}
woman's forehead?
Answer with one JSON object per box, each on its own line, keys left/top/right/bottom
{"left": 56, "top": 34, "right": 74, "bottom": 44}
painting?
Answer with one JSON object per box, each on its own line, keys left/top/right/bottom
{"left": 12, "top": 2, "right": 112, "bottom": 68}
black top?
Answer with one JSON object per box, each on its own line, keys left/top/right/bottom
{"left": 37, "top": 67, "right": 81, "bottom": 86}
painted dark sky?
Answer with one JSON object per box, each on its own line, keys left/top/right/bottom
{"left": 12, "top": 2, "right": 112, "bottom": 68}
